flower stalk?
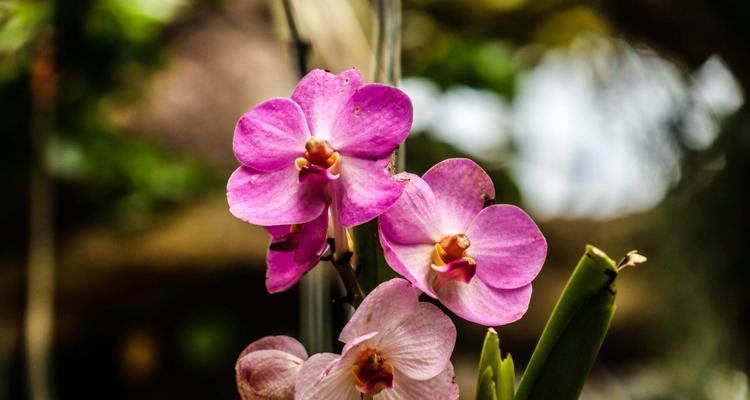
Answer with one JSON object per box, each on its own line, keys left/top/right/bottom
{"left": 352, "top": 0, "right": 404, "bottom": 295}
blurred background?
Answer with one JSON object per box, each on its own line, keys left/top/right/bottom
{"left": 1, "top": 0, "right": 749, "bottom": 398}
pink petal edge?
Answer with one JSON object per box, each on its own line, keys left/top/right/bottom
{"left": 339, "top": 278, "right": 419, "bottom": 343}
{"left": 466, "top": 204, "right": 547, "bottom": 289}
{"left": 233, "top": 97, "right": 310, "bottom": 172}
{"left": 379, "top": 302, "right": 456, "bottom": 381}
{"left": 378, "top": 172, "right": 444, "bottom": 245}
{"left": 333, "top": 156, "right": 406, "bottom": 227}
{"left": 227, "top": 165, "right": 327, "bottom": 226}
{"left": 330, "top": 83, "right": 413, "bottom": 160}
{"left": 295, "top": 353, "right": 359, "bottom": 400}
{"left": 437, "top": 279, "right": 533, "bottom": 326}
{"left": 422, "top": 158, "right": 495, "bottom": 235}
{"left": 291, "top": 69, "right": 364, "bottom": 139}
{"left": 375, "top": 363, "right": 459, "bottom": 400}
{"left": 265, "top": 210, "right": 330, "bottom": 293}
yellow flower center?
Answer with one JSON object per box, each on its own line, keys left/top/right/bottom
{"left": 295, "top": 137, "right": 341, "bottom": 174}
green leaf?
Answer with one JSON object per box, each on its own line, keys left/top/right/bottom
{"left": 477, "top": 366, "right": 498, "bottom": 400}
{"left": 476, "top": 328, "right": 515, "bottom": 400}
{"left": 477, "top": 328, "right": 502, "bottom": 389}
{"left": 498, "top": 354, "right": 515, "bottom": 400}
{"left": 514, "top": 245, "right": 618, "bottom": 400}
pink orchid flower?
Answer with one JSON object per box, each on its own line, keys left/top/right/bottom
{"left": 378, "top": 158, "right": 547, "bottom": 326}
{"left": 228, "top": 68, "right": 412, "bottom": 229}
{"left": 236, "top": 336, "right": 308, "bottom": 400}
{"left": 295, "top": 279, "right": 459, "bottom": 400}
{"left": 264, "top": 210, "right": 329, "bottom": 293}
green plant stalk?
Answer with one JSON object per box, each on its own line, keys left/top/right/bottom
{"left": 352, "top": 0, "right": 404, "bottom": 295}
{"left": 514, "top": 245, "right": 618, "bottom": 400}
{"left": 352, "top": 220, "right": 397, "bottom": 294}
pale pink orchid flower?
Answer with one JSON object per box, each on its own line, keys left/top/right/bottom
{"left": 378, "top": 158, "right": 547, "bottom": 326}
{"left": 295, "top": 278, "right": 459, "bottom": 400}
{"left": 236, "top": 336, "right": 308, "bottom": 400}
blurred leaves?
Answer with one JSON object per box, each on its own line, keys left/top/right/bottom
{"left": 0, "top": 0, "right": 220, "bottom": 231}
{"left": 533, "top": 6, "right": 609, "bottom": 47}
{"left": 0, "top": 0, "right": 52, "bottom": 79}
{"left": 86, "top": 0, "right": 187, "bottom": 43}
{"left": 420, "top": 39, "right": 519, "bottom": 99}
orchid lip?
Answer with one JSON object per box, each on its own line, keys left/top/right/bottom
{"left": 351, "top": 348, "right": 394, "bottom": 395}
{"left": 268, "top": 224, "right": 304, "bottom": 252}
{"left": 297, "top": 163, "right": 340, "bottom": 184}
{"left": 432, "top": 257, "right": 477, "bottom": 291}
{"left": 433, "top": 234, "right": 471, "bottom": 265}
{"left": 431, "top": 233, "right": 476, "bottom": 290}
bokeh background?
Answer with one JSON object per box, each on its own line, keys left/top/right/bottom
{"left": 1, "top": 0, "right": 749, "bottom": 399}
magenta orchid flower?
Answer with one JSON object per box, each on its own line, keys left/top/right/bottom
{"left": 236, "top": 336, "right": 309, "bottom": 400}
{"left": 295, "top": 279, "right": 459, "bottom": 400}
{"left": 227, "top": 68, "right": 412, "bottom": 229}
{"left": 378, "top": 158, "right": 547, "bottom": 326}
{"left": 264, "top": 210, "right": 329, "bottom": 293}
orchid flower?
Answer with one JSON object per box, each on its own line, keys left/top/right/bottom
{"left": 378, "top": 158, "right": 547, "bottom": 326}
{"left": 227, "top": 68, "right": 411, "bottom": 229}
{"left": 264, "top": 210, "right": 329, "bottom": 293}
{"left": 236, "top": 336, "right": 308, "bottom": 400}
{"left": 295, "top": 279, "right": 459, "bottom": 400}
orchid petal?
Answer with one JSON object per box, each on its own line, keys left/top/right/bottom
{"left": 378, "top": 173, "right": 443, "bottom": 245}
{"left": 333, "top": 156, "right": 405, "bottom": 227}
{"left": 466, "top": 204, "right": 547, "bottom": 289}
{"left": 376, "top": 364, "right": 459, "bottom": 400}
{"left": 227, "top": 165, "right": 327, "bottom": 226}
{"left": 233, "top": 98, "right": 310, "bottom": 172}
{"left": 236, "top": 349, "right": 304, "bottom": 400}
{"left": 438, "top": 279, "right": 532, "bottom": 326}
{"left": 422, "top": 158, "right": 495, "bottom": 234}
{"left": 339, "top": 279, "right": 419, "bottom": 343}
{"left": 291, "top": 69, "right": 364, "bottom": 138}
{"left": 237, "top": 336, "right": 308, "bottom": 361}
{"left": 378, "top": 235, "right": 436, "bottom": 298}
{"left": 379, "top": 303, "right": 456, "bottom": 381}
{"left": 236, "top": 336, "right": 307, "bottom": 400}
{"left": 265, "top": 211, "right": 329, "bottom": 293}
{"left": 330, "top": 84, "right": 412, "bottom": 160}
{"left": 295, "top": 353, "right": 359, "bottom": 400}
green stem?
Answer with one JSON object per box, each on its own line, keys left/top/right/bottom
{"left": 352, "top": 0, "right": 403, "bottom": 294}
{"left": 514, "top": 245, "right": 620, "bottom": 400}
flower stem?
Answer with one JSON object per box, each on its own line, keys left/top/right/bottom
{"left": 353, "top": 0, "right": 404, "bottom": 294}
{"left": 26, "top": 32, "right": 57, "bottom": 400}
{"left": 330, "top": 196, "right": 349, "bottom": 260}
{"left": 330, "top": 194, "right": 365, "bottom": 307}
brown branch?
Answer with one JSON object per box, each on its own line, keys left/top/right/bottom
{"left": 326, "top": 240, "right": 365, "bottom": 308}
